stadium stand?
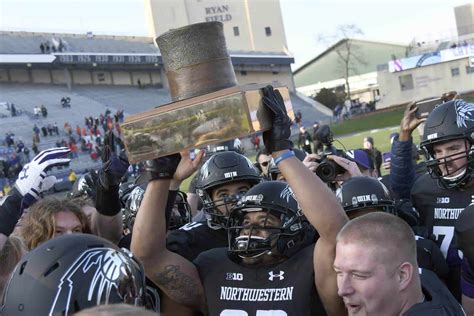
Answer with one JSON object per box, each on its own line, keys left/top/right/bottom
{"left": 0, "top": 30, "right": 332, "bottom": 194}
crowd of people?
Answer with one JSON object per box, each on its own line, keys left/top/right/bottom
{"left": 0, "top": 84, "right": 472, "bottom": 316}
{"left": 0, "top": 107, "right": 127, "bottom": 196}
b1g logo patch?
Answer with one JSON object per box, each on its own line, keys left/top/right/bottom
{"left": 226, "top": 272, "right": 243, "bottom": 281}
{"left": 436, "top": 197, "right": 450, "bottom": 204}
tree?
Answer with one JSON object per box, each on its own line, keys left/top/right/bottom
{"left": 317, "top": 24, "right": 367, "bottom": 103}
{"left": 313, "top": 88, "right": 345, "bottom": 110}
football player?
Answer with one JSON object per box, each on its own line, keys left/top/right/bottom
{"left": 131, "top": 86, "right": 349, "bottom": 315}
{"left": 412, "top": 99, "right": 474, "bottom": 299}
{"left": 455, "top": 204, "right": 474, "bottom": 314}
{"left": 1, "top": 234, "right": 157, "bottom": 315}
{"left": 166, "top": 150, "right": 262, "bottom": 260}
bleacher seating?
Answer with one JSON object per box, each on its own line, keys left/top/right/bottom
{"left": 0, "top": 32, "right": 156, "bottom": 54}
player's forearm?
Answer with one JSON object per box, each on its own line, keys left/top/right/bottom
{"left": 276, "top": 151, "right": 348, "bottom": 240}
{"left": 91, "top": 211, "right": 123, "bottom": 245}
{"left": 131, "top": 180, "right": 170, "bottom": 261}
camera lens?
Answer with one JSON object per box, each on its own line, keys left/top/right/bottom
{"left": 316, "top": 161, "right": 337, "bottom": 182}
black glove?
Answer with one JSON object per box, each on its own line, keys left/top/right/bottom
{"left": 145, "top": 153, "right": 181, "bottom": 180}
{"left": 98, "top": 131, "right": 130, "bottom": 190}
{"left": 0, "top": 187, "right": 24, "bottom": 236}
{"left": 261, "top": 85, "right": 293, "bottom": 154}
{"left": 456, "top": 204, "right": 474, "bottom": 272}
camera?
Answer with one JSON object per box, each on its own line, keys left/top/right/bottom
{"left": 314, "top": 125, "right": 348, "bottom": 183}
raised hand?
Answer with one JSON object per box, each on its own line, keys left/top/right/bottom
{"left": 145, "top": 153, "right": 182, "bottom": 181}
{"left": 15, "top": 147, "right": 71, "bottom": 208}
{"left": 261, "top": 85, "right": 293, "bottom": 154}
{"left": 399, "top": 101, "right": 427, "bottom": 141}
{"left": 98, "top": 131, "right": 130, "bottom": 190}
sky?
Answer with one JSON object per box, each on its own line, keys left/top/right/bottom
{"left": 0, "top": 0, "right": 471, "bottom": 69}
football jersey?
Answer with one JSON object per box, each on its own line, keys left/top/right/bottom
{"left": 404, "top": 269, "right": 465, "bottom": 315}
{"left": 411, "top": 174, "right": 474, "bottom": 258}
{"left": 194, "top": 244, "right": 327, "bottom": 316}
{"left": 166, "top": 221, "right": 228, "bottom": 261}
{"left": 411, "top": 174, "right": 474, "bottom": 299}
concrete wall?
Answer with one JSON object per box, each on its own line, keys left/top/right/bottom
{"left": 145, "top": 0, "right": 189, "bottom": 38}
{"left": 247, "top": 0, "right": 288, "bottom": 52}
{"left": 377, "top": 57, "right": 474, "bottom": 108}
{"left": 131, "top": 71, "right": 151, "bottom": 85}
{"left": 145, "top": 0, "right": 288, "bottom": 53}
{"left": 9, "top": 69, "right": 30, "bottom": 83}
{"left": 51, "top": 70, "right": 66, "bottom": 84}
{"left": 31, "top": 69, "right": 51, "bottom": 83}
{"left": 150, "top": 71, "right": 162, "bottom": 85}
{"left": 92, "top": 71, "right": 113, "bottom": 85}
{"left": 72, "top": 70, "right": 92, "bottom": 85}
{"left": 0, "top": 69, "right": 9, "bottom": 82}
{"left": 235, "top": 70, "right": 294, "bottom": 91}
{"left": 111, "top": 71, "right": 132, "bottom": 85}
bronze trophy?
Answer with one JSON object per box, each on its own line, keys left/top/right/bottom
{"left": 121, "top": 22, "right": 294, "bottom": 163}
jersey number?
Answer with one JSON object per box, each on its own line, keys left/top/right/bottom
{"left": 221, "top": 310, "right": 287, "bottom": 316}
{"left": 432, "top": 226, "right": 454, "bottom": 258}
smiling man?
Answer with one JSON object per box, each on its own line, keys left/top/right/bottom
{"left": 334, "top": 212, "right": 464, "bottom": 315}
{"left": 412, "top": 99, "right": 474, "bottom": 300}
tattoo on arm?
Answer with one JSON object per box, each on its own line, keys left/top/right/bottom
{"left": 154, "top": 265, "right": 203, "bottom": 308}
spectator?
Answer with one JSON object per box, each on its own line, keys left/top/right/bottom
{"left": 4, "top": 133, "right": 14, "bottom": 148}
{"left": 47, "top": 124, "right": 53, "bottom": 136}
{"left": 22, "top": 147, "right": 30, "bottom": 163}
{"left": 69, "top": 142, "right": 78, "bottom": 158}
{"left": 10, "top": 104, "right": 16, "bottom": 117}
{"left": 250, "top": 134, "right": 260, "bottom": 151}
{"left": 298, "top": 126, "right": 313, "bottom": 153}
{"left": 335, "top": 213, "right": 464, "bottom": 315}
{"left": 68, "top": 169, "right": 77, "bottom": 183}
{"left": 312, "top": 121, "right": 323, "bottom": 154}
{"left": 39, "top": 43, "right": 45, "bottom": 53}
{"left": 76, "top": 125, "right": 81, "bottom": 139}
{"left": 32, "top": 142, "right": 39, "bottom": 155}
{"left": 32, "top": 124, "right": 40, "bottom": 139}
{"left": 33, "top": 105, "right": 40, "bottom": 118}
{"left": 41, "top": 126, "right": 48, "bottom": 137}
{"left": 40, "top": 105, "right": 48, "bottom": 118}
{"left": 53, "top": 122, "right": 59, "bottom": 136}
{"left": 363, "top": 136, "right": 382, "bottom": 176}
{"left": 90, "top": 150, "right": 98, "bottom": 161}
{"left": 255, "top": 149, "right": 271, "bottom": 176}
{"left": 295, "top": 109, "right": 302, "bottom": 127}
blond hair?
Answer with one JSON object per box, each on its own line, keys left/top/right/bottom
{"left": 20, "top": 197, "right": 91, "bottom": 251}
{"left": 337, "top": 212, "right": 418, "bottom": 268}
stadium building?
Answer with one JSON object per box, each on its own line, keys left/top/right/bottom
{"left": 0, "top": 0, "right": 333, "bottom": 192}
{"left": 295, "top": 3, "right": 474, "bottom": 109}
{"left": 293, "top": 39, "right": 408, "bottom": 103}
{"left": 376, "top": 3, "right": 474, "bottom": 108}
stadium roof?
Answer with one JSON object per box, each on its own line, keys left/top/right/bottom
{"left": 0, "top": 31, "right": 294, "bottom": 65}
{"left": 293, "top": 39, "right": 407, "bottom": 88}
